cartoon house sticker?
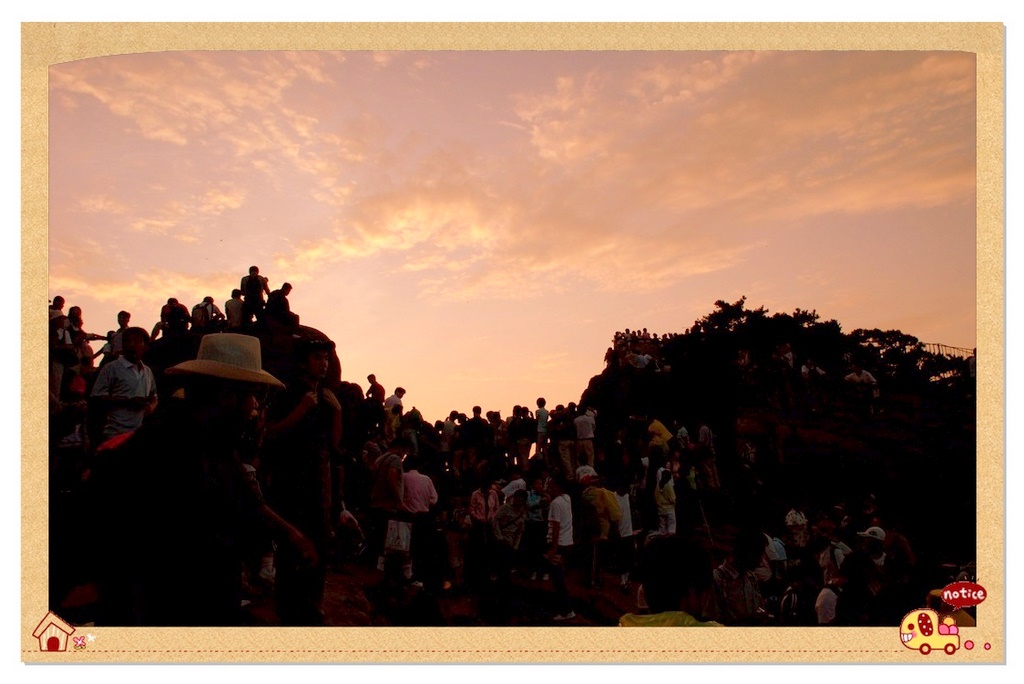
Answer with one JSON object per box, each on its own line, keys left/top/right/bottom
{"left": 32, "top": 611, "right": 76, "bottom": 652}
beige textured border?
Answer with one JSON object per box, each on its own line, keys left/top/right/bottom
{"left": 22, "top": 22, "right": 1005, "bottom": 664}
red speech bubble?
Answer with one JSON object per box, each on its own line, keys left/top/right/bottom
{"left": 940, "top": 581, "right": 987, "bottom": 609}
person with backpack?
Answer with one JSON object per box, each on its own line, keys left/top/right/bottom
{"left": 778, "top": 561, "right": 822, "bottom": 626}
{"left": 191, "top": 296, "right": 225, "bottom": 334}
{"left": 711, "top": 528, "right": 771, "bottom": 625}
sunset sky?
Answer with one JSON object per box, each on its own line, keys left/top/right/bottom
{"left": 48, "top": 50, "right": 978, "bottom": 423}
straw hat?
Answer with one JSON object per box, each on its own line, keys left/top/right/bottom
{"left": 166, "top": 333, "right": 284, "bottom": 388}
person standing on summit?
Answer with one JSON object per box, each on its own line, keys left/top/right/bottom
{"left": 225, "top": 289, "right": 245, "bottom": 331}
{"left": 241, "top": 265, "right": 271, "bottom": 327}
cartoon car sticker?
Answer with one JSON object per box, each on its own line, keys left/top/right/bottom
{"left": 900, "top": 609, "right": 960, "bottom": 655}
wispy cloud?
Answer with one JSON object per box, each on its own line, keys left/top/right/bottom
{"left": 78, "top": 195, "right": 128, "bottom": 214}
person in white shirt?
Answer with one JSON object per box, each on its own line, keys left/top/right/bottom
{"left": 90, "top": 327, "right": 158, "bottom": 441}
{"left": 440, "top": 411, "right": 458, "bottom": 472}
{"left": 385, "top": 387, "right": 406, "bottom": 411}
{"left": 614, "top": 480, "right": 635, "bottom": 592}
{"left": 49, "top": 296, "right": 65, "bottom": 320}
{"left": 501, "top": 467, "right": 527, "bottom": 498}
{"left": 109, "top": 310, "right": 132, "bottom": 359}
{"left": 814, "top": 583, "right": 841, "bottom": 625}
{"left": 402, "top": 459, "right": 439, "bottom": 514}
{"left": 225, "top": 289, "right": 245, "bottom": 331}
{"left": 844, "top": 363, "right": 879, "bottom": 416}
{"left": 545, "top": 475, "right": 575, "bottom": 620}
{"left": 401, "top": 456, "right": 440, "bottom": 587}
{"left": 844, "top": 364, "right": 877, "bottom": 385}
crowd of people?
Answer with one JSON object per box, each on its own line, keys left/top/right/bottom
{"left": 606, "top": 327, "right": 683, "bottom": 371}
{"left": 46, "top": 275, "right": 967, "bottom": 629}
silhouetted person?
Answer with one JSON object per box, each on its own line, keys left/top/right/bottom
{"left": 191, "top": 296, "right": 225, "bottom": 334}
{"left": 241, "top": 265, "right": 270, "bottom": 327}
{"left": 266, "top": 282, "right": 299, "bottom": 330}
{"left": 225, "top": 289, "right": 245, "bottom": 331}
{"left": 264, "top": 337, "right": 341, "bottom": 625}
{"left": 151, "top": 298, "right": 190, "bottom": 341}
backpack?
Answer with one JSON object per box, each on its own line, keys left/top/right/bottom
{"left": 779, "top": 582, "right": 819, "bottom": 626}
{"left": 191, "top": 303, "right": 210, "bottom": 329}
{"left": 245, "top": 275, "right": 264, "bottom": 302}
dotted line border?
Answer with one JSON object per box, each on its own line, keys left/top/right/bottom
{"left": 26, "top": 649, "right": 906, "bottom": 654}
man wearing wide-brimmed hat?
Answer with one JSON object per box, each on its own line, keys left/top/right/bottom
{"left": 91, "top": 333, "right": 317, "bottom": 626}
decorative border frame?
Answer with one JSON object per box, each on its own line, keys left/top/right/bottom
{"left": 21, "top": 22, "right": 1005, "bottom": 663}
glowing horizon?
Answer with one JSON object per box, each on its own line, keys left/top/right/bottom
{"left": 48, "top": 50, "right": 977, "bottom": 424}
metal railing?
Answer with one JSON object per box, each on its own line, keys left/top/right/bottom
{"left": 922, "top": 343, "right": 975, "bottom": 359}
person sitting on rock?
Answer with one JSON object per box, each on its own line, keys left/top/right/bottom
{"left": 191, "top": 296, "right": 225, "bottom": 334}
{"left": 151, "top": 298, "right": 191, "bottom": 341}
{"left": 265, "top": 282, "right": 299, "bottom": 330}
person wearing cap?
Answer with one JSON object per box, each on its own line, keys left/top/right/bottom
{"left": 262, "top": 336, "right": 341, "bottom": 625}
{"left": 784, "top": 508, "right": 811, "bottom": 550}
{"left": 89, "top": 333, "right": 317, "bottom": 626}
{"left": 89, "top": 327, "right": 158, "bottom": 442}
{"left": 857, "top": 525, "right": 888, "bottom": 570}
